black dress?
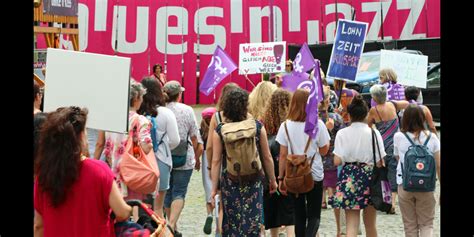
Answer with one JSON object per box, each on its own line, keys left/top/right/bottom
{"left": 263, "top": 134, "right": 295, "bottom": 229}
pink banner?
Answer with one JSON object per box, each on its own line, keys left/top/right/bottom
{"left": 66, "top": 0, "right": 439, "bottom": 104}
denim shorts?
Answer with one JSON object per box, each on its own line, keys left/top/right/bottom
{"left": 157, "top": 159, "right": 171, "bottom": 191}
{"left": 164, "top": 169, "right": 193, "bottom": 208}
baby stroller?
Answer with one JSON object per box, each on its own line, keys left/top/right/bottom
{"left": 112, "top": 199, "right": 174, "bottom": 237}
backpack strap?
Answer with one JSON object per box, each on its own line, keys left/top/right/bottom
{"left": 215, "top": 111, "right": 222, "bottom": 125}
{"left": 284, "top": 122, "right": 294, "bottom": 154}
{"left": 402, "top": 132, "right": 416, "bottom": 146}
{"left": 423, "top": 132, "right": 432, "bottom": 147}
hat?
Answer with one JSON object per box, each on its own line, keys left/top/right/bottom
{"left": 201, "top": 107, "right": 217, "bottom": 119}
{"left": 163, "top": 81, "right": 185, "bottom": 96}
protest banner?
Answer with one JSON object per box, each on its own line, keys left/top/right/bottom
{"left": 43, "top": 48, "right": 130, "bottom": 133}
{"left": 239, "top": 41, "right": 286, "bottom": 75}
{"left": 327, "top": 19, "right": 368, "bottom": 81}
{"left": 380, "top": 50, "right": 428, "bottom": 88}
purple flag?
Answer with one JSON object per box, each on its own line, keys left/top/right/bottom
{"left": 281, "top": 72, "right": 312, "bottom": 92}
{"left": 293, "top": 43, "right": 316, "bottom": 75}
{"left": 305, "top": 60, "right": 323, "bottom": 139}
{"left": 199, "top": 46, "right": 237, "bottom": 96}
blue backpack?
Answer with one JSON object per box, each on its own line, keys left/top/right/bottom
{"left": 146, "top": 115, "right": 166, "bottom": 153}
{"left": 401, "top": 132, "right": 436, "bottom": 192}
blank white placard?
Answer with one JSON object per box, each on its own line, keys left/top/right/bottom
{"left": 43, "top": 48, "right": 131, "bottom": 133}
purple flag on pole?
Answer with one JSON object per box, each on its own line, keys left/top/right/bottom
{"left": 293, "top": 43, "right": 316, "bottom": 75}
{"left": 199, "top": 46, "right": 237, "bottom": 96}
{"left": 305, "top": 60, "right": 323, "bottom": 139}
{"left": 281, "top": 72, "right": 313, "bottom": 92}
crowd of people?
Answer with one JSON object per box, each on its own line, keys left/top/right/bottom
{"left": 33, "top": 63, "right": 440, "bottom": 237}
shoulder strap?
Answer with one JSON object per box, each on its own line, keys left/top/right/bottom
{"left": 403, "top": 132, "right": 416, "bottom": 146}
{"left": 423, "top": 132, "right": 432, "bottom": 147}
{"left": 303, "top": 136, "right": 312, "bottom": 154}
{"left": 215, "top": 111, "right": 222, "bottom": 125}
{"left": 372, "top": 129, "right": 377, "bottom": 165}
{"left": 374, "top": 105, "right": 383, "bottom": 121}
{"left": 284, "top": 122, "right": 294, "bottom": 154}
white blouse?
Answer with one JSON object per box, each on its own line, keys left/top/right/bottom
{"left": 333, "top": 122, "right": 386, "bottom": 165}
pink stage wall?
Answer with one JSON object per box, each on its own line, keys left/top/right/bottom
{"left": 40, "top": 0, "right": 440, "bottom": 104}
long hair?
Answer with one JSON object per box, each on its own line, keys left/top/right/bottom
{"left": 200, "top": 117, "right": 211, "bottom": 143}
{"left": 287, "top": 89, "right": 309, "bottom": 122}
{"left": 248, "top": 81, "right": 277, "bottom": 120}
{"left": 138, "top": 77, "right": 165, "bottom": 117}
{"left": 222, "top": 88, "right": 249, "bottom": 122}
{"left": 36, "top": 106, "right": 88, "bottom": 208}
{"left": 216, "top": 82, "right": 239, "bottom": 111}
{"left": 401, "top": 104, "right": 426, "bottom": 141}
{"left": 262, "top": 89, "right": 292, "bottom": 135}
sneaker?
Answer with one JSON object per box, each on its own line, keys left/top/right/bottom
{"left": 203, "top": 215, "right": 213, "bottom": 234}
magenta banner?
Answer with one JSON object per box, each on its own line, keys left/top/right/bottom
{"left": 70, "top": 0, "right": 439, "bottom": 104}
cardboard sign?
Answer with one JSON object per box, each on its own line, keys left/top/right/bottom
{"left": 380, "top": 50, "right": 428, "bottom": 88}
{"left": 238, "top": 41, "right": 286, "bottom": 75}
{"left": 327, "top": 19, "right": 368, "bottom": 81}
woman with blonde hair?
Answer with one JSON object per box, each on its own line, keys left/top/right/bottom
{"left": 248, "top": 81, "right": 278, "bottom": 120}
{"left": 370, "top": 68, "right": 407, "bottom": 107}
{"left": 261, "top": 89, "right": 295, "bottom": 237}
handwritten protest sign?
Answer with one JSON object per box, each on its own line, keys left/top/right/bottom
{"left": 327, "top": 19, "right": 368, "bottom": 81}
{"left": 239, "top": 41, "right": 286, "bottom": 75}
{"left": 380, "top": 50, "right": 428, "bottom": 88}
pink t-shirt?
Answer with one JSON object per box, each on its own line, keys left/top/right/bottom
{"left": 34, "top": 159, "right": 115, "bottom": 237}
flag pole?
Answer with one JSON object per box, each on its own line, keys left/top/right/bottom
{"left": 244, "top": 74, "right": 256, "bottom": 88}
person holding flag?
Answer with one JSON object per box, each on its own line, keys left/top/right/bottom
{"left": 275, "top": 88, "right": 330, "bottom": 237}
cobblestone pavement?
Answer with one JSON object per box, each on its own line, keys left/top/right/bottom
{"left": 87, "top": 105, "right": 440, "bottom": 237}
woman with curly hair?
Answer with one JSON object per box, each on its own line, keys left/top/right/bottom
{"left": 248, "top": 81, "right": 277, "bottom": 120}
{"left": 210, "top": 88, "right": 278, "bottom": 237}
{"left": 34, "top": 106, "right": 133, "bottom": 237}
{"left": 204, "top": 82, "right": 239, "bottom": 236}
{"left": 261, "top": 89, "right": 295, "bottom": 237}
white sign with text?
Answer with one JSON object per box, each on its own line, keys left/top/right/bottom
{"left": 380, "top": 50, "right": 428, "bottom": 88}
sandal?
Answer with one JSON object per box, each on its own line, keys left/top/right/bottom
{"left": 388, "top": 206, "right": 396, "bottom": 215}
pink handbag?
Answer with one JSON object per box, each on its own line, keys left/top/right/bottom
{"left": 120, "top": 117, "right": 159, "bottom": 194}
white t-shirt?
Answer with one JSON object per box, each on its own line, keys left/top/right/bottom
{"left": 276, "top": 119, "right": 330, "bottom": 181}
{"left": 394, "top": 131, "right": 440, "bottom": 185}
{"left": 333, "top": 122, "right": 386, "bottom": 165}
{"left": 153, "top": 106, "right": 180, "bottom": 168}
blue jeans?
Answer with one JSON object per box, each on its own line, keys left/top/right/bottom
{"left": 164, "top": 169, "right": 193, "bottom": 208}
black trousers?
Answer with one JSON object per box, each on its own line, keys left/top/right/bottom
{"left": 293, "top": 181, "right": 323, "bottom": 237}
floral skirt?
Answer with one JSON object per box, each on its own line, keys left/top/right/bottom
{"left": 329, "top": 163, "right": 373, "bottom": 210}
{"left": 220, "top": 171, "right": 264, "bottom": 237}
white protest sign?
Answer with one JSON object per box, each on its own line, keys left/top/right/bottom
{"left": 380, "top": 50, "right": 428, "bottom": 88}
{"left": 44, "top": 48, "right": 131, "bottom": 133}
{"left": 238, "top": 41, "right": 286, "bottom": 75}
